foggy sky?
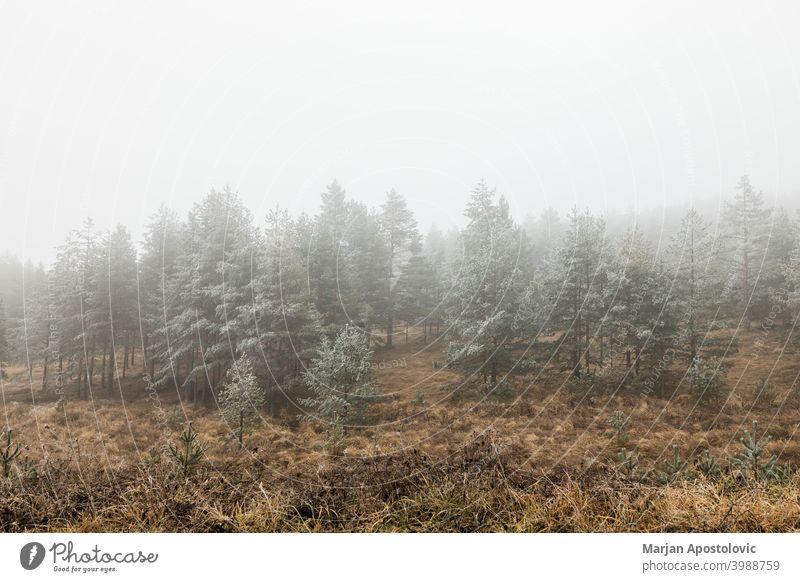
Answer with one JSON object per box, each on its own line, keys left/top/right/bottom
{"left": 2, "top": 1, "right": 800, "bottom": 263}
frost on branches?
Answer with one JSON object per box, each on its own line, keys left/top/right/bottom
{"left": 218, "top": 353, "right": 266, "bottom": 428}
{"left": 300, "top": 325, "right": 378, "bottom": 426}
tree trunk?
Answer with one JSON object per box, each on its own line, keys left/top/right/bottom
{"left": 111, "top": 340, "right": 118, "bottom": 389}
{"left": 599, "top": 333, "right": 604, "bottom": 371}
{"left": 268, "top": 387, "right": 275, "bottom": 417}
{"left": 41, "top": 355, "right": 49, "bottom": 390}
{"left": 189, "top": 349, "right": 196, "bottom": 403}
{"left": 386, "top": 314, "right": 393, "bottom": 348}
{"left": 584, "top": 320, "right": 590, "bottom": 371}
{"left": 100, "top": 334, "right": 108, "bottom": 392}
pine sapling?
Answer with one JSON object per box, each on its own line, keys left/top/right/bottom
{"left": 696, "top": 450, "right": 721, "bottom": 479}
{"left": 617, "top": 448, "right": 639, "bottom": 476}
{"left": 17, "top": 455, "right": 38, "bottom": 480}
{"left": 733, "top": 420, "right": 785, "bottom": 482}
{"left": 219, "top": 353, "right": 265, "bottom": 445}
{"left": 607, "top": 410, "right": 630, "bottom": 447}
{"left": 300, "top": 325, "right": 378, "bottom": 426}
{"left": 166, "top": 422, "right": 207, "bottom": 476}
{"left": 656, "top": 445, "right": 688, "bottom": 483}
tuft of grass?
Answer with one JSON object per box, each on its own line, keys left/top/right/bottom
{"left": 1, "top": 429, "right": 22, "bottom": 478}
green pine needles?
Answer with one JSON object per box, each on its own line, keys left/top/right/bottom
{"left": 166, "top": 422, "right": 207, "bottom": 477}
{"left": 733, "top": 421, "right": 788, "bottom": 482}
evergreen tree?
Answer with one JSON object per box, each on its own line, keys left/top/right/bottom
{"left": 308, "top": 181, "right": 360, "bottom": 332}
{"left": 19, "top": 260, "right": 50, "bottom": 383}
{"left": 346, "top": 201, "right": 390, "bottom": 338}
{"left": 445, "top": 181, "right": 531, "bottom": 393}
{"left": 104, "top": 225, "right": 139, "bottom": 383}
{"left": 523, "top": 207, "right": 562, "bottom": 269}
{"left": 394, "top": 253, "right": 440, "bottom": 341}
{"left": 667, "top": 209, "right": 723, "bottom": 366}
{"left": 780, "top": 220, "right": 800, "bottom": 337}
{"left": 378, "top": 189, "right": 420, "bottom": 348}
{"left": 722, "top": 176, "right": 770, "bottom": 326}
{"left": 541, "top": 207, "right": 608, "bottom": 375}
{"left": 82, "top": 224, "right": 139, "bottom": 394}
{"left": 137, "top": 204, "right": 183, "bottom": 380}
{"left": 238, "top": 207, "right": 322, "bottom": 415}
{"left": 153, "top": 187, "right": 256, "bottom": 403}
{"left": 763, "top": 207, "right": 798, "bottom": 325}
{"left": 605, "top": 226, "right": 658, "bottom": 380}
{"left": 300, "top": 325, "right": 377, "bottom": 425}
{"left": 49, "top": 217, "right": 99, "bottom": 397}
{"left": 219, "top": 353, "right": 265, "bottom": 429}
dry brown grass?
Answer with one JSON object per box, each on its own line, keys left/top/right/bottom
{"left": 1, "top": 324, "right": 800, "bottom": 531}
{"left": 2, "top": 437, "right": 800, "bottom": 532}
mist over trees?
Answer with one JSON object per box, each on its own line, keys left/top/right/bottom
{"left": 1, "top": 176, "right": 798, "bottom": 424}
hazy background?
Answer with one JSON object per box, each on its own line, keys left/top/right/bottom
{"left": 1, "top": 0, "right": 800, "bottom": 263}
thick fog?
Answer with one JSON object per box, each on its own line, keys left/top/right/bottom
{"left": 2, "top": 1, "right": 800, "bottom": 262}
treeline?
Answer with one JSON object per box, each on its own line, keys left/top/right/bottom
{"left": 0, "top": 176, "right": 799, "bottom": 414}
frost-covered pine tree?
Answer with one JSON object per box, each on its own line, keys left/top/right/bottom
{"left": 137, "top": 204, "right": 183, "bottom": 381}
{"left": 153, "top": 187, "right": 257, "bottom": 403}
{"left": 45, "top": 217, "right": 98, "bottom": 395}
{"left": 722, "top": 176, "right": 770, "bottom": 326}
{"left": 445, "top": 181, "right": 531, "bottom": 394}
{"left": 379, "top": 189, "right": 420, "bottom": 348}
{"left": 98, "top": 225, "right": 139, "bottom": 384}
{"left": 604, "top": 227, "right": 682, "bottom": 392}
{"left": 237, "top": 207, "right": 322, "bottom": 416}
{"left": 604, "top": 226, "right": 657, "bottom": 378}
{"left": 307, "top": 181, "right": 362, "bottom": 333}
{"left": 667, "top": 209, "right": 722, "bottom": 365}
{"left": 300, "top": 325, "right": 377, "bottom": 425}
{"left": 763, "top": 208, "right": 799, "bottom": 325}
{"left": 780, "top": 230, "right": 800, "bottom": 338}
{"left": 538, "top": 207, "right": 608, "bottom": 376}
{"left": 218, "top": 353, "right": 265, "bottom": 428}
{"left": 346, "top": 201, "right": 391, "bottom": 338}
